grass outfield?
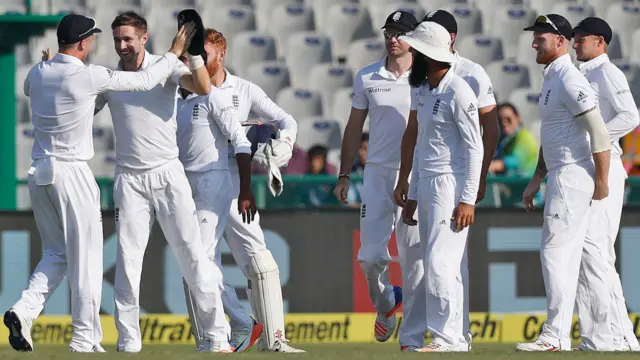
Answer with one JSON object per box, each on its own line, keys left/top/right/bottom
{"left": 0, "top": 344, "right": 637, "bottom": 359}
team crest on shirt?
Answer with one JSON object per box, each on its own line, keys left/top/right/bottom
{"left": 577, "top": 91, "right": 588, "bottom": 103}
{"left": 232, "top": 95, "right": 239, "bottom": 108}
{"left": 432, "top": 99, "right": 441, "bottom": 115}
{"left": 192, "top": 104, "right": 200, "bottom": 120}
{"left": 544, "top": 90, "right": 551, "bottom": 105}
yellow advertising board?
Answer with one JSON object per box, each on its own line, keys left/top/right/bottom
{"left": 0, "top": 313, "right": 637, "bottom": 345}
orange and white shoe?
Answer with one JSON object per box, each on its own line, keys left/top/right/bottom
{"left": 374, "top": 286, "right": 402, "bottom": 342}
{"left": 516, "top": 339, "right": 559, "bottom": 352}
{"left": 231, "top": 320, "right": 263, "bottom": 353}
{"left": 400, "top": 345, "right": 420, "bottom": 352}
{"left": 416, "top": 343, "right": 453, "bottom": 352}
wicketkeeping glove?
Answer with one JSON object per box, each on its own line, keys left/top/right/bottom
{"left": 252, "top": 129, "right": 295, "bottom": 170}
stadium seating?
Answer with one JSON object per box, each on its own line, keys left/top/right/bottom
{"left": 605, "top": 2, "right": 640, "bottom": 59}
{"left": 228, "top": 32, "right": 277, "bottom": 78}
{"left": 308, "top": 64, "right": 353, "bottom": 116}
{"left": 486, "top": 61, "right": 531, "bottom": 103}
{"left": 201, "top": 5, "right": 256, "bottom": 45}
{"left": 245, "top": 61, "right": 291, "bottom": 100}
{"left": 0, "top": 0, "right": 27, "bottom": 14}
{"left": 276, "top": 88, "right": 324, "bottom": 119}
{"left": 441, "top": 4, "right": 482, "bottom": 37}
{"left": 488, "top": 5, "right": 536, "bottom": 59}
{"left": 267, "top": 3, "right": 315, "bottom": 56}
{"left": 331, "top": 87, "right": 355, "bottom": 129}
{"left": 49, "top": 0, "right": 90, "bottom": 15}
{"left": 508, "top": 88, "right": 541, "bottom": 124}
{"left": 631, "top": 28, "right": 640, "bottom": 64}
{"left": 285, "top": 32, "right": 333, "bottom": 88}
{"left": 528, "top": 0, "right": 580, "bottom": 15}
{"left": 456, "top": 35, "right": 504, "bottom": 67}
{"left": 253, "top": 0, "right": 305, "bottom": 32}
{"left": 312, "top": 0, "right": 359, "bottom": 36}
{"left": 346, "top": 38, "right": 386, "bottom": 75}
{"left": 325, "top": 4, "right": 375, "bottom": 60}
{"left": 550, "top": 3, "right": 595, "bottom": 27}
{"left": 295, "top": 117, "right": 343, "bottom": 150}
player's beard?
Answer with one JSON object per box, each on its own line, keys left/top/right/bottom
{"left": 409, "top": 52, "right": 429, "bottom": 88}
{"left": 206, "top": 59, "right": 221, "bottom": 78}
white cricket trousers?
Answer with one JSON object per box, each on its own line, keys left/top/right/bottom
{"left": 576, "top": 156, "right": 638, "bottom": 350}
{"left": 358, "top": 164, "right": 423, "bottom": 347}
{"left": 13, "top": 160, "right": 103, "bottom": 351}
{"left": 538, "top": 160, "right": 595, "bottom": 350}
{"left": 417, "top": 173, "right": 469, "bottom": 348}
{"left": 113, "top": 159, "right": 227, "bottom": 351}
{"left": 215, "top": 168, "right": 268, "bottom": 331}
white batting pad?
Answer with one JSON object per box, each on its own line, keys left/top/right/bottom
{"left": 248, "top": 250, "right": 286, "bottom": 350}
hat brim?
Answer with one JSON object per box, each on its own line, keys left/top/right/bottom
{"left": 523, "top": 25, "right": 558, "bottom": 34}
{"left": 382, "top": 23, "right": 415, "bottom": 32}
{"left": 399, "top": 35, "right": 454, "bottom": 64}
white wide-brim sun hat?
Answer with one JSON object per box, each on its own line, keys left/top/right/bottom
{"left": 399, "top": 21, "right": 454, "bottom": 64}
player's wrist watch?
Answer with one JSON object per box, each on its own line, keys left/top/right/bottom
{"left": 338, "top": 173, "right": 350, "bottom": 181}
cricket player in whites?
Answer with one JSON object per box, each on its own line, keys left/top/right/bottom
{"left": 572, "top": 17, "right": 640, "bottom": 352}
{"left": 176, "top": 43, "right": 257, "bottom": 352}
{"left": 182, "top": 29, "right": 304, "bottom": 353}
{"left": 516, "top": 14, "right": 611, "bottom": 352}
{"left": 394, "top": 22, "right": 484, "bottom": 352}
{"left": 93, "top": 12, "right": 238, "bottom": 352}
{"left": 399, "top": 10, "right": 499, "bottom": 351}
{"left": 333, "top": 11, "right": 419, "bottom": 347}
{"left": 4, "top": 14, "right": 195, "bottom": 353}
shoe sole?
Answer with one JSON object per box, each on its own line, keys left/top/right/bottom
{"left": 234, "top": 323, "right": 264, "bottom": 353}
{"left": 4, "top": 311, "right": 32, "bottom": 352}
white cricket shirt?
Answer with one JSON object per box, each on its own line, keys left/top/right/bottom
{"left": 212, "top": 70, "right": 297, "bottom": 169}
{"left": 578, "top": 54, "right": 640, "bottom": 156}
{"left": 176, "top": 86, "right": 252, "bottom": 172}
{"left": 25, "top": 52, "right": 179, "bottom": 162}
{"left": 96, "top": 50, "right": 191, "bottom": 170}
{"left": 451, "top": 51, "right": 497, "bottom": 109}
{"left": 411, "top": 69, "right": 484, "bottom": 205}
{"left": 352, "top": 57, "right": 412, "bottom": 169}
{"left": 539, "top": 54, "right": 597, "bottom": 171}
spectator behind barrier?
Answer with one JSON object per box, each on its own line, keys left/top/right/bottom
{"left": 305, "top": 145, "right": 337, "bottom": 206}
{"left": 489, "top": 103, "right": 539, "bottom": 177}
{"left": 345, "top": 132, "right": 368, "bottom": 207}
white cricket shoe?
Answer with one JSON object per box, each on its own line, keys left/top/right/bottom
{"left": 70, "top": 344, "right": 107, "bottom": 352}
{"left": 4, "top": 309, "right": 33, "bottom": 352}
{"left": 374, "top": 286, "right": 402, "bottom": 342}
{"left": 271, "top": 339, "right": 306, "bottom": 353}
{"left": 196, "top": 338, "right": 233, "bottom": 353}
{"left": 415, "top": 343, "right": 453, "bottom": 352}
{"left": 231, "top": 320, "right": 263, "bottom": 352}
{"left": 516, "top": 339, "right": 560, "bottom": 352}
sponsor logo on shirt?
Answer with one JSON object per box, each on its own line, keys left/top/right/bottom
{"left": 367, "top": 87, "right": 391, "bottom": 94}
{"left": 576, "top": 91, "right": 588, "bottom": 103}
{"left": 432, "top": 99, "right": 441, "bottom": 115}
{"left": 616, "top": 89, "right": 630, "bottom": 95}
{"left": 487, "top": 86, "right": 493, "bottom": 95}
{"left": 467, "top": 103, "right": 477, "bottom": 113}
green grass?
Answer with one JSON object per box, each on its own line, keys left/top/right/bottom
{"left": 0, "top": 344, "right": 637, "bottom": 359}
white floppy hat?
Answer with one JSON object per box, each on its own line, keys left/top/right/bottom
{"left": 399, "top": 21, "right": 454, "bottom": 63}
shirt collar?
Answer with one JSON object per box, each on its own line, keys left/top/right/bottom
{"left": 54, "top": 53, "right": 85, "bottom": 66}
{"left": 542, "top": 53, "right": 573, "bottom": 79}
{"left": 116, "top": 50, "right": 151, "bottom": 71}
{"left": 376, "top": 56, "right": 410, "bottom": 80}
{"left": 578, "top": 53, "right": 609, "bottom": 74}
{"left": 218, "top": 68, "right": 238, "bottom": 89}
{"left": 429, "top": 68, "right": 454, "bottom": 96}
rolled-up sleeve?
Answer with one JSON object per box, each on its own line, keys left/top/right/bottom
{"left": 90, "top": 52, "right": 179, "bottom": 93}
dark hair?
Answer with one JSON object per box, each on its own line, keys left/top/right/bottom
{"left": 111, "top": 11, "right": 147, "bottom": 34}
{"left": 498, "top": 102, "right": 519, "bottom": 117}
{"left": 308, "top": 145, "right": 328, "bottom": 158}
{"left": 409, "top": 50, "right": 429, "bottom": 88}
{"left": 361, "top": 132, "right": 369, "bottom": 142}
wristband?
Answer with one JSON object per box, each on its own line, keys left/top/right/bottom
{"left": 187, "top": 54, "right": 204, "bottom": 70}
{"left": 338, "top": 173, "right": 350, "bottom": 180}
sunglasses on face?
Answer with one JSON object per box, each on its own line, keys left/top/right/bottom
{"left": 384, "top": 30, "right": 406, "bottom": 40}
